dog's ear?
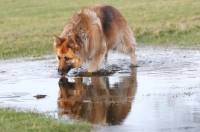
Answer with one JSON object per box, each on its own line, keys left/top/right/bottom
{"left": 67, "top": 36, "right": 74, "bottom": 48}
{"left": 53, "top": 35, "right": 66, "bottom": 47}
{"left": 67, "top": 36, "right": 80, "bottom": 52}
{"left": 74, "top": 35, "right": 82, "bottom": 51}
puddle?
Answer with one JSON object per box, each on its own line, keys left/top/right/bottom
{"left": 0, "top": 46, "right": 200, "bottom": 132}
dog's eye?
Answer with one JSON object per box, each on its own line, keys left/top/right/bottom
{"left": 64, "top": 56, "right": 70, "bottom": 61}
{"left": 57, "top": 56, "right": 61, "bottom": 60}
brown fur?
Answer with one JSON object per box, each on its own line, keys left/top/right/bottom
{"left": 53, "top": 5, "right": 138, "bottom": 76}
{"left": 57, "top": 68, "right": 137, "bottom": 124}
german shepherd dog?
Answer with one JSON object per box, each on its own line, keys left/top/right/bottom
{"left": 53, "top": 5, "right": 138, "bottom": 77}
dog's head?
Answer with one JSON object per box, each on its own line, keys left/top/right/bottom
{"left": 53, "top": 35, "right": 82, "bottom": 77}
{"left": 58, "top": 78, "right": 83, "bottom": 111}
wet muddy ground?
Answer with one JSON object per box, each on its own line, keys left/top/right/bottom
{"left": 0, "top": 46, "right": 200, "bottom": 132}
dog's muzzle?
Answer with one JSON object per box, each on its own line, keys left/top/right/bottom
{"left": 58, "top": 65, "right": 73, "bottom": 77}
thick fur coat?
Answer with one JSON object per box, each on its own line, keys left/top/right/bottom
{"left": 54, "top": 5, "right": 137, "bottom": 76}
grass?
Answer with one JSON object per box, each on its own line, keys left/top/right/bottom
{"left": 0, "top": 0, "right": 200, "bottom": 58}
{"left": 0, "top": 108, "right": 93, "bottom": 132}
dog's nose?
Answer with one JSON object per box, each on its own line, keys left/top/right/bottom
{"left": 58, "top": 71, "right": 66, "bottom": 78}
{"left": 58, "top": 69, "right": 66, "bottom": 76}
{"left": 58, "top": 65, "right": 73, "bottom": 77}
{"left": 58, "top": 71, "right": 64, "bottom": 75}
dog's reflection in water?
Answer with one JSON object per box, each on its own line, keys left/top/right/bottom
{"left": 57, "top": 69, "right": 137, "bottom": 125}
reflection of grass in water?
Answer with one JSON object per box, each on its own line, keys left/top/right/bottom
{"left": 0, "top": 108, "right": 93, "bottom": 132}
{"left": 0, "top": 0, "right": 199, "bottom": 58}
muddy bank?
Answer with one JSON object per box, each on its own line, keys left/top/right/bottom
{"left": 0, "top": 46, "right": 200, "bottom": 132}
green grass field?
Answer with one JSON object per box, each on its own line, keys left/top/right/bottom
{"left": 0, "top": 108, "right": 93, "bottom": 132}
{"left": 0, "top": 0, "right": 200, "bottom": 58}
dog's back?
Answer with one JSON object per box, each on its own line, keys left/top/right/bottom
{"left": 92, "top": 6, "right": 136, "bottom": 51}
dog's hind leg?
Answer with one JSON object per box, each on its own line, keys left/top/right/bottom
{"left": 130, "top": 51, "right": 138, "bottom": 67}
{"left": 127, "top": 43, "right": 138, "bottom": 67}
{"left": 120, "top": 27, "right": 138, "bottom": 67}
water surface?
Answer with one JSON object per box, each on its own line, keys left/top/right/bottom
{"left": 0, "top": 46, "right": 200, "bottom": 132}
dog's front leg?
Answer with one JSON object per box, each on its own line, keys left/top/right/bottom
{"left": 88, "top": 42, "right": 107, "bottom": 72}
